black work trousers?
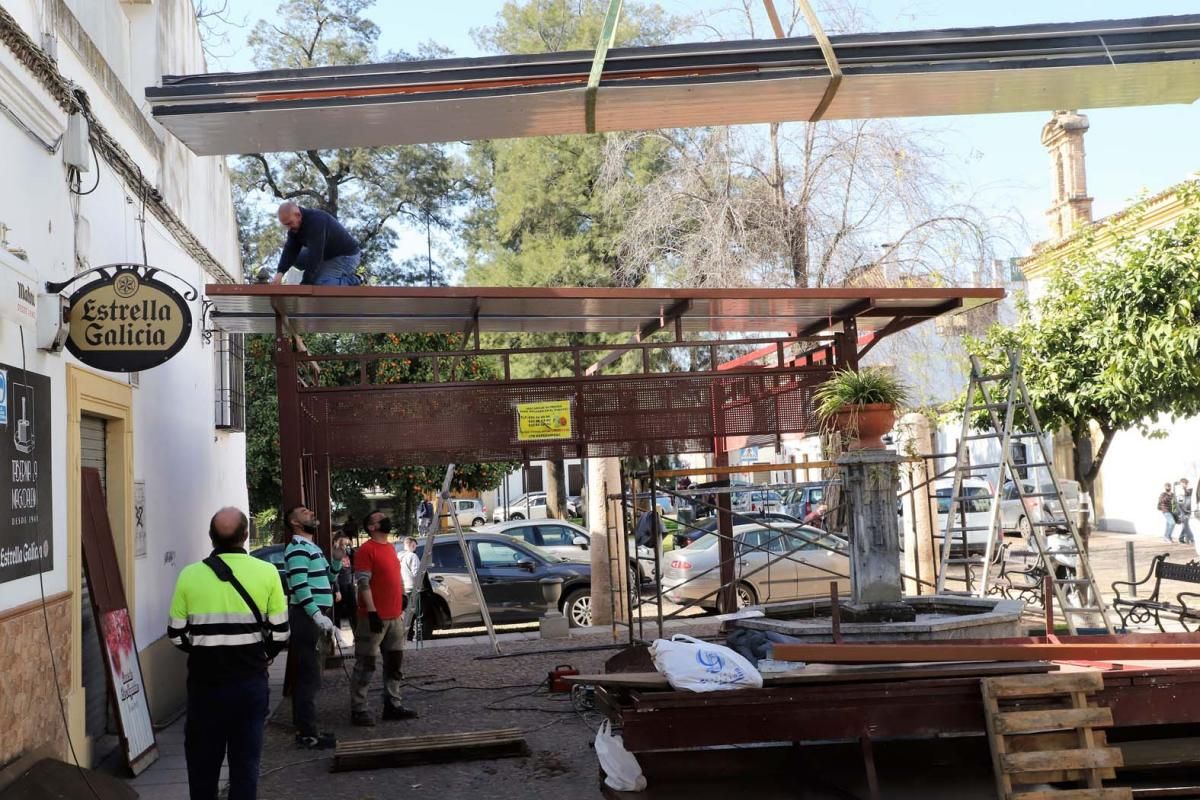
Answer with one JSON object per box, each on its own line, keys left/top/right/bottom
{"left": 288, "top": 605, "right": 328, "bottom": 737}
{"left": 185, "top": 672, "right": 269, "bottom": 800}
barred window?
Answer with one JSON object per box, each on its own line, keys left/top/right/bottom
{"left": 214, "top": 331, "right": 245, "bottom": 431}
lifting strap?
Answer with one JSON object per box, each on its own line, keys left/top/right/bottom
{"left": 585, "top": 0, "right": 624, "bottom": 134}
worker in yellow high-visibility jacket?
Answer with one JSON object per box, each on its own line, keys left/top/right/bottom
{"left": 168, "top": 508, "right": 289, "bottom": 800}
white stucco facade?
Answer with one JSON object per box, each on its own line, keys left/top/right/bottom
{"left": 0, "top": 0, "right": 245, "bottom": 763}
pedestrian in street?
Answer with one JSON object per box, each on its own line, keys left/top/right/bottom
{"left": 1158, "top": 483, "right": 1177, "bottom": 543}
{"left": 333, "top": 527, "right": 357, "bottom": 628}
{"left": 399, "top": 535, "right": 421, "bottom": 595}
{"left": 417, "top": 497, "right": 434, "bottom": 535}
{"left": 351, "top": 512, "right": 418, "bottom": 726}
{"left": 168, "top": 508, "right": 289, "bottom": 800}
{"left": 271, "top": 202, "right": 362, "bottom": 286}
{"left": 283, "top": 506, "right": 339, "bottom": 749}
{"left": 1177, "top": 478, "right": 1195, "bottom": 545}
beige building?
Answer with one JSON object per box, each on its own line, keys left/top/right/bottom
{"left": 1023, "top": 110, "right": 1199, "bottom": 532}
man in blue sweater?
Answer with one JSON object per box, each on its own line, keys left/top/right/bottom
{"left": 271, "top": 202, "right": 362, "bottom": 286}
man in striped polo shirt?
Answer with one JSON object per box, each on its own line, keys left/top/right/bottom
{"left": 283, "top": 505, "right": 340, "bottom": 749}
{"left": 168, "top": 508, "right": 289, "bottom": 800}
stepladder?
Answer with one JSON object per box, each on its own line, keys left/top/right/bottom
{"left": 935, "top": 350, "right": 1114, "bottom": 634}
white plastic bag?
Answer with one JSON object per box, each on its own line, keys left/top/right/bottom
{"left": 649, "top": 633, "right": 764, "bottom": 693}
{"left": 594, "top": 720, "right": 647, "bottom": 792}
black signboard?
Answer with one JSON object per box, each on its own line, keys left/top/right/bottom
{"left": 63, "top": 266, "right": 193, "bottom": 373}
{"left": 0, "top": 363, "right": 53, "bottom": 584}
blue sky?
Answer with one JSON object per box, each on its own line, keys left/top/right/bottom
{"left": 206, "top": 0, "right": 1200, "bottom": 266}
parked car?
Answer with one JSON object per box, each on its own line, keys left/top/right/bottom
{"left": 920, "top": 476, "right": 997, "bottom": 553}
{"left": 492, "top": 493, "right": 548, "bottom": 522}
{"left": 784, "top": 482, "right": 830, "bottom": 522}
{"left": 566, "top": 496, "right": 582, "bottom": 517}
{"left": 634, "top": 493, "right": 677, "bottom": 516}
{"left": 662, "top": 523, "right": 849, "bottom": 612}
{"left": 252, "top": 533, "right": 595, "bottom": 630}
{"left": 405, "top": 532, "right": 594, "bottom": 628}
{"left": 731, "top": 490, "right": 785, "bottom": 514}
{"left": 475, "top": 519, "right": 658, "bottom": 582}
{"left": 673, "top": 511, "right": 805, "bottom": 550}
{"left": 450, "top": 498, "right": 488, "bottom": 527}
{"left": 999, "top": 477, "right": 1082, "bottom": 538}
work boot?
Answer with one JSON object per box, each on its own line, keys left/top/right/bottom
{"left": 295, "top": 732, "right": 337, "bottom": 749}
{"left": 382, "top": 704, "right": 418, "bottom": 721}
{"left": 352, "top": 710, "right": 376, "bottom": 727}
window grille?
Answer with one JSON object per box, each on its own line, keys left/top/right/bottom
{"left": 214, "top": 331, "right": 245, "bottom": 431}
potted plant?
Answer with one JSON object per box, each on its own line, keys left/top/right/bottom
{"left": 814, "top": 368, "right": 909, "bottom": 450}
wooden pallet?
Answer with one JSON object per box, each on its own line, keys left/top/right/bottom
{"left": 981, "top": 671, "right": 1132, "bottom": 800}
{"left": 331, "top": 727, "right": 530, "bottom": 772}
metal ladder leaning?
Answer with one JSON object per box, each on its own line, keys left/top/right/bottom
{"left": 935, "top": 350, "right": 1115, "bottom": 634}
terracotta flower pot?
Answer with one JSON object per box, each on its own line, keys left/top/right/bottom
{"left": 832, "top": 403, "right": 896, "bottom": 450}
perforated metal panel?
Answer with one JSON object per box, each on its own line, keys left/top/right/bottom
{"left": 303, "top": 367, "right": 830, "bottom": 467}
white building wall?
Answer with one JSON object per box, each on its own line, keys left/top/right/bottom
{"left": 0, "top": 0, "right": 244, "bottom": 653}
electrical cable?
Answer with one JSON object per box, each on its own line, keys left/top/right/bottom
{"left": 67, "top": 141, "right": 101, "bottom": 196}
{"left": 22, "top": 327, "right": 104, "bottom": 800}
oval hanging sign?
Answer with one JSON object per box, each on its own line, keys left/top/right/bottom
{"left": 66, "top": 267, "right": 193, "bottom": 372}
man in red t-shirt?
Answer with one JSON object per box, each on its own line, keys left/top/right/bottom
{"left": 350, "top": 511, "right": 418, "bottom": 726}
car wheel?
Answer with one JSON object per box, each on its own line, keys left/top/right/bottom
{"left": 472, "top": 517, "right": 485, "bottom": 526}
{"left": 628, "top": 568, "right": 641, "bottom": 608}
{"left": 718, "top": 582, "right": 758, "bottom": 613}
{"left": 563, "top": 589, "right": 593, "bottom": 628}
{"left": 1018, "top": 515, "right": 1032, "bottom": 540}
{"left": 510, "top": 513, "right": 525, "bottom": 520}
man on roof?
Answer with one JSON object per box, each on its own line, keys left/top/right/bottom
{"left": 272, "top": 202, "right": 363, "bottom": 286}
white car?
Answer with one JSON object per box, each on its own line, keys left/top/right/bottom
{"left": 474, "top": 519, "right": 658, "bottom": 581}
{"left": 492, "top": 493, "right": 548, "bottom": 522}
{"left": 731, "top": 490, "right": 785, "bottom": 514}
{"left": 662, "top": 523, "right": 849, "bottom": 611}
{"left": 923, "top": 476, "right": 997, "bottom": 553}
{"left": 449, "top": 498, "right": 489, "bottom": 527}
{"left": 999, "top": 478, "right": 1082, "bottom": 537}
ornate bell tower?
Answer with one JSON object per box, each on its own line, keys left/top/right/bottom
{"left": 1041, "top": 110, "right": 1094, "bottom": 241}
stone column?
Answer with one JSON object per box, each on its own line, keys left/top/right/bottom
{"left": 839, "top": 449, "right": 904, "bottom": 606}
{"left": 896, "top": 412, "right": 936, "bottom": 595}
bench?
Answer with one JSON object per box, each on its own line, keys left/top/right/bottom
{"left": 1111, "top": 554, "right": 1200, "bottom": 632}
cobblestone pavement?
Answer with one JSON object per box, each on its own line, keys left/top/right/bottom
{"left": 255, "top": 621, "right": 722, "bottom": 800}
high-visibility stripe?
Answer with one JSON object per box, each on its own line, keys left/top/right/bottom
{"left": 189, "top": 632, "right": 265, "bottom": 647}
{"left": 189, "top": 611, "right": 259, "bottom": 625}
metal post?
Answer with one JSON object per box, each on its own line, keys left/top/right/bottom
{"left": 649, "top": 461, "right": 664, "bottom": 639}
{"left": 1126, "top": 541, "right": 1137, "bottom": 598}
{"left": 715, "top": 477, "right": 736, "bottom": 613}
{"left": 274, "top": 318, "right": 303, "bottom": 513}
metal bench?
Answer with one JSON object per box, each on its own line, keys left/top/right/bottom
{"left": 1110, "top": 554, "right": 1200, "bottom": 632}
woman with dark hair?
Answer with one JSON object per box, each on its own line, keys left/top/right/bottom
{"left": 334, "top": 520, "right": 358, "bottom": 627}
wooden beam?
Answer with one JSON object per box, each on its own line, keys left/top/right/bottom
{"left": 769, "top": 642, "right": 1200, "bottom": 664}
{"left": 797, "top": 298, "right": 874, "bottom": 337}
{"left": 644, "top": 458, "right": 921, "bottom": 480}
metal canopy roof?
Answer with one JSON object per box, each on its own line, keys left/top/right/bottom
{"left": 149, "top": 15, "right": 1200, "bottom": 155}
{"left": 206, "top": 285, "right": 1003, "bottom": 336}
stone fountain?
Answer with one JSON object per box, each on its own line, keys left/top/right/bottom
{"left": 728, "top": 449, "right": 1024, "bottom": 644}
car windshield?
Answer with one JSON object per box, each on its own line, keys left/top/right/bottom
{"left": 690, "top": 533, "right": 720, "bottom": 550}
{"left": 935, "top": 485, "right": 991, "bottom": 514}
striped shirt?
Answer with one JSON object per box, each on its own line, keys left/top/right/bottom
{"left": 285, "top": 536, "right": 338, "bottom": 617}
{"left": 167, "top": 550, "right": 289, "bottom": 684}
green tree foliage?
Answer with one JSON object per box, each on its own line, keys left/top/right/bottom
{"left": 235, "top": 0, "right": 460, "bottom": 283}
{"left": 967, "top": 180, "right": 1200, "bottom": 500}
{"left": 461, "top": 1, "right": 689, "bottom": 516}
{"left": 237, "top": 0, "right": 508, "bottom": 525}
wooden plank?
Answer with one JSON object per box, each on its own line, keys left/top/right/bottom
{"left": 1002, "top": 747, "right": 1124, "bottom": 774}
{"left": 566, "top": 661, "right": 1056, "bottom": 691}
{"left": 986, "top": 671, "right": 1104, "bottom": 699}
{"left": 1007, "top": 730, "right": 1115, "bottom": 783}
{"left": 1011, "top": 789, "right": 1132, "bottom": 800}
{"left": 331, "top": 729, "right": 529, "bottom": 772}
{"left": 1118, "top": 737, "right": 1200, "bottom": 769}
{"left": 981, "top": 679, "right": 1013, "bottom": 800}
{"left": 994, "top": 706, "right": 1113, "bottom": 735}
{"left": 769, "top": 643, "right": 1200, "bottom": 663}
{"left": 336, "top": 729, "right": 522, "bottom": 754}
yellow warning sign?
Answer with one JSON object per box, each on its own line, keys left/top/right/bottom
{"left": 516, "top": 400, "right": 572, "bottom": 442}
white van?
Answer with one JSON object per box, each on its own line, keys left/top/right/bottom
{"left": 931, "top": 476, "right": 996, "bottom": 553}
{"left": 999, "top": 478, "right": 1083, "bottom": 537}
